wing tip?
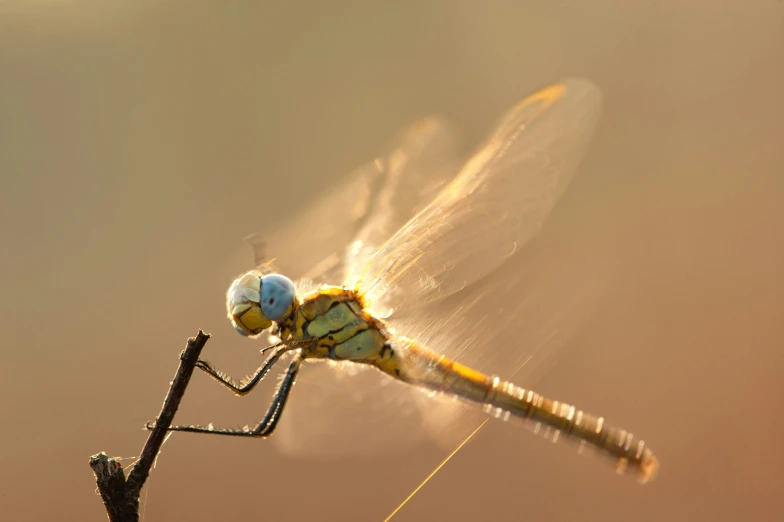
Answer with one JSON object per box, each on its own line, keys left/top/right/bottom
{"left": 559, "top": 77, "right": 604, "bottom": 111}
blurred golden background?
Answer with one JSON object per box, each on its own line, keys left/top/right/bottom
{"left": 1, "top": 1, "right": 783, "bottom": 521}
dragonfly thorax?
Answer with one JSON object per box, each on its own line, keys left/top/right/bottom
{"left": 276, "top": 286, "right": 391, "bottom": 363}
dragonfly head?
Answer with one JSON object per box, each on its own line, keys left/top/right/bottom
{"left": 227, "top": 271, "right": 297, "bottom": 336}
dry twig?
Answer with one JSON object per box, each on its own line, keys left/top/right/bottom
{"left": 89, "top": 330, "right": 210, "bottom": 522}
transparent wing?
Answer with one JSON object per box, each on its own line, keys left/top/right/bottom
{"left": 241, "top": 117, "right": 463, "bottom": 456}
{"left": 275, "top": 79, "right": 607, "bottom": 458}
{"left": 245, "top": 159, "right": 384, "bottom": 285}
{"left": 381, "top": 79, "right": 605, "bottom": 448}
{"left": 342, "top": 117, "right": 460, "bottom": 287}
{"left": 386, "top": 235, "right": 609, "bottom": 451}
{"left": 358, "top": 78, "right": 603, "bottom": 315}
{"left": 248, "top": 117, "right": 459, "bottom": 287}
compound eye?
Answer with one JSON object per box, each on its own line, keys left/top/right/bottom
{"left": 226, "top": 271, "right": 271, "bottom": 336}
{"left": 260, "top": 273, "right": 296, "bottom": 321}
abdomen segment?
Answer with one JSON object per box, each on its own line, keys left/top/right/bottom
{"left": 383, "top": 337, "right": 659, "bottom": 483}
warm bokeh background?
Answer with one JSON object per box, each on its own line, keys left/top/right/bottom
{"left": 2, "top": 2, "right": 783, "bottom": 521}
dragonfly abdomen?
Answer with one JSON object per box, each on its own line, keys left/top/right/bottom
{"left": 387, "top": 337, "right": 658, "bottom": 483}
{"left": 484, "top": 381, "right": 659, "bottom": 483}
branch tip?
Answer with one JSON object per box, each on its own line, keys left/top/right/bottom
{"left": 89, "top": 331, "right": 209, "bottom": 521}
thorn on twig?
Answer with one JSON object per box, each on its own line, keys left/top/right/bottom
{"left": 89, "top": 330, "right": 210, "bottom": 521}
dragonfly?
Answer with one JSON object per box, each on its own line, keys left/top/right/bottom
{"left": 150, "top": 78, "right": 659, "bottom": 484}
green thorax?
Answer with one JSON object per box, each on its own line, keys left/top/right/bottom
{"left": 277, "top": 286, "right": 387, "bottom": 362}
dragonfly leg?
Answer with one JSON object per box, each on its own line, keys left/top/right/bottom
{"left": 192, "top": 343, "right": 289, "bottom": 396}
{"left": 147, "top": 354, "right": 304, "bottom": 437}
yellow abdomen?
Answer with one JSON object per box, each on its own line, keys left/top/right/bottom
{"left": 378, "top": 337, "right": 659, "bottom": 484}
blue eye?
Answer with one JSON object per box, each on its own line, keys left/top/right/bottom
{"left": 260, "top": 274, "right": 296, "bottom": 321}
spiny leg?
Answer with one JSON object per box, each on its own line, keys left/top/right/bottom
{"left": 147, "top": 353, "right": 304, "bottom": 437}
{"left": 191, "top": 338, "right": 311, "bottom": 395}
{"left": 254, "top": 354, "right": 303, "bottom": 437}
{"left": 194, "top": 344, "right": 287, "bottom": 396}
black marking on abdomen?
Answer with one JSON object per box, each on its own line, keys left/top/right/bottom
{"left": 380, "top": 343, "right": 394, "bottom": 359}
